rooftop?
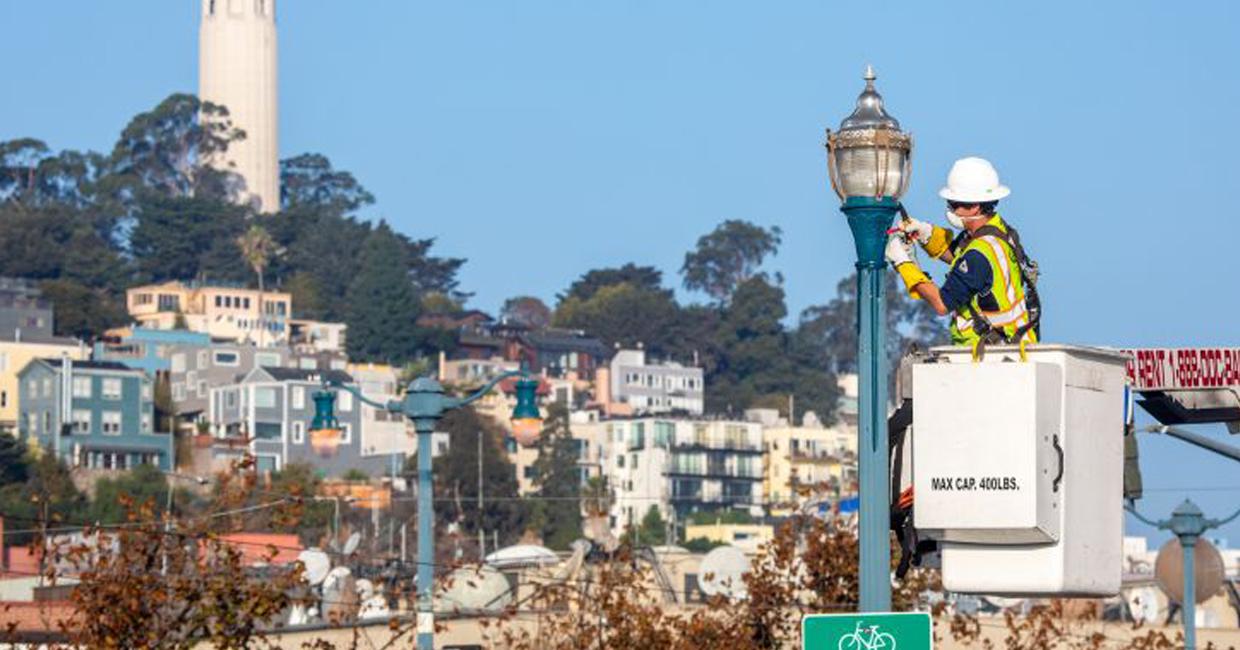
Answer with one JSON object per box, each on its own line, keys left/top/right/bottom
{"left": 259, "top": 367, "right": 354, "bottom": 384}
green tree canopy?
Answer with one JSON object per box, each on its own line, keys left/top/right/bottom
{"left": 558, "top": 263, "right": 667, "bottom": 304}
{"left": 0, "top": 455, "right": 88, "bottom": 545}
{"left": 554, "top": 282, "right": 681, "bottom": 357}
{"left": 681, "top": 220, "right": 782, "bottom": 303}
{"left": 91, "top": 464, "right": 170, "bottom": 524}
{"left": 528, "top": 404, "right": 583, "bottom": 550}
{"left": 430, "top": 407, "right": 527, "bottom": 548}
{"left": 345, "top": 222, "right": 425, "bottom": 363}
{"left": 500, "top": 295, "right": 552, "bottom": 329}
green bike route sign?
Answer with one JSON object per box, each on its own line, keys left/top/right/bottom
{"left": 802, "top": 612, "right": 931, "bottom": 650}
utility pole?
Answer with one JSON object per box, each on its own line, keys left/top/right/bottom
{"left": 478, "top": 427, "right": 485, "bottom": 560}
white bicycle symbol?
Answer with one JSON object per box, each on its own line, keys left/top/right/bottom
{"left": 837, "top": 621, "right": 896, "bottom": 650}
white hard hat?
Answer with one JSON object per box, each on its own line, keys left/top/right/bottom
{"left": 939, "top": 157, "right": 1010, "bottom": 203}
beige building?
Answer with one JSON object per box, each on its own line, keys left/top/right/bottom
{"left": 0, "top": 338, "right": 86, "bottom": 434}
{"left": 683, "top": 521, "right": 774, "bottom": 553}
{"left": 126, "top": 282, "right": 292, "bottom": 346}
{"left": 764, "top": 424, "right": 857, "bottom": 515}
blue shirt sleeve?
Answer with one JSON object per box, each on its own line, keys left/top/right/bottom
{"left": 940, "top": 249, "right": 993, "bottom": 312}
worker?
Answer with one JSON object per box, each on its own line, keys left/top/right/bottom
{"left": 884, "top": 157, "right": 1040, "bottom": 349}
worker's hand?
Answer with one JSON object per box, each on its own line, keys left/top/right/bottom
{"left": 897, "top": 217, "right": 934, "bottom": 245}
{"left": 885, "top": 235, "right": 915, "bottom": 267}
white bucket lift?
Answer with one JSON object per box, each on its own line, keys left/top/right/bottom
{"left": 912, "top": 344, "right": 1129, "bottom": 596}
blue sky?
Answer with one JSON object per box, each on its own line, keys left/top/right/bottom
{"left": 2, "top": 1, "right": 1238, "bottom": 544}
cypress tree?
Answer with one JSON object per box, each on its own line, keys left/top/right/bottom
{"left": 344, "top": 222, "right": 422, "bottom": 363}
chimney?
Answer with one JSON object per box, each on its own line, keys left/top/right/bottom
{"left": 14, "top": 327, "right": 20, "bottom": 343}
{"left": 595, "top": 366, "right": 612, "bottom": 415}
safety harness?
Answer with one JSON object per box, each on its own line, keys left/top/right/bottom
{"left": 952, "top": 221, "right": 1042, "bottom": 346}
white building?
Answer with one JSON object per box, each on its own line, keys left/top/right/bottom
{"left": 605, "top": 418, "right": 765, "bottom": 538}
{"left": 199, "top": 0, "right": 279, "bottom": 212}
{"left": 607, "top": 349, "right": 704, "bottom": 415}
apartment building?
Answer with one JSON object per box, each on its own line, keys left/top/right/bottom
{"left": 18, "top": 359, "right": 168, "bottom": 471}
{"left": 606, "top": 348, "right": 704, "bottom": 415}
{"left": 126, "top": 281, "right": 293, "bottom": 345}
{"left": 764, "top": 424, "right": 857, "bottom": 514}
{"left": 606, "top": 418, "right": 765, "bottom": 536}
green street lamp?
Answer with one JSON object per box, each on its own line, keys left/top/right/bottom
{"left": 308, "top": 370, "right": 542, "bottom": 650}
{"left": 824, "top": 65, "right": 913, "bottom": 613}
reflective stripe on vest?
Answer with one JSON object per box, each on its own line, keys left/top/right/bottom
{"left": 948, "top": 215, "right": 1036, "bottom": 346}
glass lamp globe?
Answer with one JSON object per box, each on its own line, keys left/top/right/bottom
{"left": 825, "top": 66, "right": 913, "bottom": 200}
{"left": 509, "top": 376, "right": 543, "bottom": 447}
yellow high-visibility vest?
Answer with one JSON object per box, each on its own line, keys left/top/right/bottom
{"left": 947, "top": 215, "right": 1037, "bottom": 347}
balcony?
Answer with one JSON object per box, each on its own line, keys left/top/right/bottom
{"left": 671, "top": 440, "right": 763, "bottom": 454}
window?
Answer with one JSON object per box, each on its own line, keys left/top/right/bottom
{"left": 299, "top": 358, "right": 316, "bottom": 370}
{"left": 254, "top": 352, "right": 281, "bottom": 368}
{"left": 213, "top": 351, "right": 239, "bottom": 366}
{"left": 43, "top": 410, "right": 51, "bottom": 433}
{"left": 102, "top": 378, "right": 122, "bottom": 400}
{"left": 173, "top": 383, "right": 186, "bottom": 401}
{"left": 292, "top": 421, "right": 305, "bottom": 444}
{"left": 630, "top": 453, "right": 638, "bottom": 470}
{"left": 26, "top": 379, "right": 36, "bottom": 399}
{"left": 142, "top": 382, "right": 152, "bottom": 401}
{"left": 42, "top": 378, "right": 51, "bottom": 398}
{"left": 254, "top": 422, "right": 282, "bottom": 439}
{"left": 157, "top": 294, "right": 180, "bottom": 312}
{"left": 523, "top": 466, "right": 536, "bottom": 479}
{"left": 243, "top": 297, "right": 251, "bottom": 309}
{"left": 197, "top": 380, "right": 207, "bottom": 395}
{"left": 291, "top": 387, "right": 305, "bottom": 409}
{"left": 329, "top": 359, "right": 346, "bottom": 370}
{"left": 225, "top": 391, "right": 236, "bottom": 408}
{"left": 0, "top": 390, "right": 6, "bottom": 408}
{"left": 338, "top": 390, "right": 353, "bottom": 412}
{"left": 340, "top": 423, "right": 352, "bottom": 444}
{"left": 254, "top": 387, "right": 278, "bottom": 409}
{"left": 214, "top": 296, "right": 222, "bottom": 308}
{"left": 142, "top": 413, "right": 152, "bottom": 433}
{"left": 71, "top": 410, "right": 91, "bottom": 434}
{"left": 101, "top": 411, "right": 121, "bottom": 435}
{"left": 171, "top": 353, "right": 186, "bottom": 373}
{"left": 197, "top": 350, "right": 209, "bottom": 368}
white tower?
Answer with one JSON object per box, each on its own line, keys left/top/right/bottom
{"left": 199, "top": 0, "right": 279, "bottom": 212}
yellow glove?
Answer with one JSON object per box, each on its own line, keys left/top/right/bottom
{"left": 895, "top": 262, "right": 931, "bottom": 299}
{"left": 922, "top": 225, "right": 954, "bottom": 259}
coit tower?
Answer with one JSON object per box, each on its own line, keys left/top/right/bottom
{"left": 198, "top": 0, "right": 279, "bottom": 212}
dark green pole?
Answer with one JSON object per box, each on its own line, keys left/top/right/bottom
{"left": 844, "top": 195, "right": 899, "bottom": 612}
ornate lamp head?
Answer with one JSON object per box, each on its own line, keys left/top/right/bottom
{"left": 825, "top": 66, "right": 913, "bottom": 201}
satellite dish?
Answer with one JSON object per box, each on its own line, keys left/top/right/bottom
{"left": 297, "top": 549, "right": 331, "bottom": 585}
{"left": 698, "top": 545, "right": 750, "bottom": 600}
{"left": 1155, "top": 538, "right": 1225, "bottom": 604}
{"left": 341, "top": 532, "right": 362, "bottom": 557}
{"left": 484, "top": 544, "right": 560, "bottom": 569}
{"left": 436, "top": 564, "right": 514, "bottom": 613}
{"left": 355, "top": 578, "right": 375, "bottom": 600}
{"left": 321, "top": 566, "right": 357, "bottom": 624}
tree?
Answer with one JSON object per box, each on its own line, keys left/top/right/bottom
{"left": 279, "top": 153, "right": 375, "bottom": 215}
{"left": 129, "top": 195, "right": 249, "bottom": 284}
{"left": 632, "top": 505, "right": 667, "bottom": 547}
{"left": 681, "top": 220, "right": 782, "bottom": 303}
{"left": 236, "top": 223, "right": 280, "bottom": 345}
{"left": 0, "top": 454, "right": 88, "bottom": 545}
{"left": 529, "top": 404, "right": 582, "bottom": 550}
{"left": 500, "top": 295, "right": 552, "bottom": 329}
{"left": 90, "top": 464, "right": 170, "bottom": 524}
{"left": 0, "top": 435, "right": 29, "bottom": 487}
{"left": 429, "top": 407, "right": 527, "bottom": 557}
{"left": 707, "top": 277, "right": 840, "bottom": 422}
{"left": 108, "top": 93, "right": 245, "bottom": 202}
{"left": 344, "top": 222, "right": 424, "bottom": 363}
{"left": 798, "top": 271, "right": 947, "bottom": 375}
{"left": 558, "top": 263, "right": 667, "bottom": 304}
{"left": 554, "top": 282, "right": 682, "bottom": 357}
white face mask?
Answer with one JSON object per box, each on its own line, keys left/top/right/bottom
{"left": 946, "top": 209, "right": 965, "bottom": 229}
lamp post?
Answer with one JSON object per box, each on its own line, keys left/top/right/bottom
{"left": 824, "top": 66, "right": 913, "bottom": 613}
{"left": 1128, "top": 500, "right": 1240, "bottom": 650}
{"left": 310, "top": 371, "right": 541, "bottom": 650}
